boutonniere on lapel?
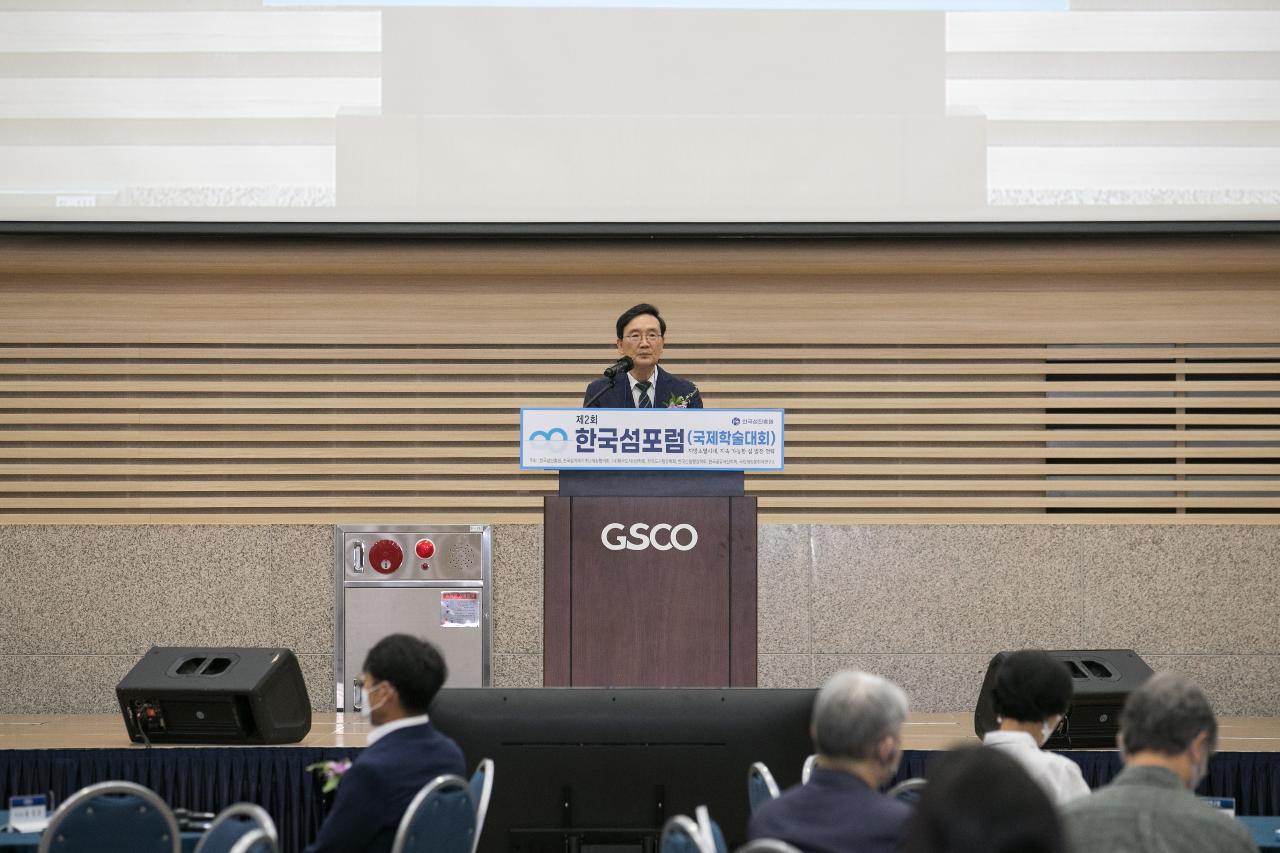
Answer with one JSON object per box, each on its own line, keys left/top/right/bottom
{"left": 663, "top": 388, "right": 699, "bottom": 409}
{"left": 307, "top": 758, "right": 353, "bottom": 794}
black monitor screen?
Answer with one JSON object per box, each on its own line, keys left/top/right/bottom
{"left": 430, "top": 688, "right": 816, "bottom": 853}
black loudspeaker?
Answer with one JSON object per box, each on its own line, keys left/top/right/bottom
{"left": 117, "top": 646, "right": 312, "bottom": 745}
{"left": 974, "top": 649, "right": 1155, "bottom": 749}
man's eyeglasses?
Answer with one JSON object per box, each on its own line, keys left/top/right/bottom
{"left": 624, "top": 331, "right": 663, "bottom": 343}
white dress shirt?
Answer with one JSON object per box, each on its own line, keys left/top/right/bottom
{"left": 982, "top": 729, "right": 1092, "bottom": 805}
{"left": 366, "top": 713, "right": 431, "bottom": 746}
{"left": 626, "top": 365, "right": 661, "bottom": 408}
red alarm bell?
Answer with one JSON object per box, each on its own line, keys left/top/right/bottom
{"left": 369, "top": 539, "right": 403, "bottom": 574}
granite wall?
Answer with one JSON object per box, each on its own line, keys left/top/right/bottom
{"left": 2, "top": 524, "right": 1276, "bottom": 716}
{"left": 755, "top": 524, "right": 1280, "bottom": 716}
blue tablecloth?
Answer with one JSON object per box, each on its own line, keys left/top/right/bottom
{"left": 0, "top": 811, "right": 201, "bottom": 851}
{"left": 1240, "top": 816, "right": 1280, "bottom": 850}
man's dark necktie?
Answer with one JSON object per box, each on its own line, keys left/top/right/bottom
{"left": 635, "top": 381, "right": 653, "bottom": 408}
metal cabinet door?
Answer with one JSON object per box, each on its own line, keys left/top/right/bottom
{"left": 342, "top": 586, "right": 486, "bottom": 710}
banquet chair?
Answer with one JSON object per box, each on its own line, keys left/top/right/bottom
{"left": 660, "top": 814, "right": 713, "bottom": 853}
{"left": 469, "top": 758, "right": 495, "bottom": 853}
{"left": 747, "top": 762, "right": 781, "bottom": 811}
{"left": 661, "top": 805, "right": 726, "bottom": 853}
{"left": 695, "top": 805, "right": 728, "bottom": 853}
{"left": 390, "top": 774, "right": 476, "bottom": 853}
{"left": 193, "top": 803, "right": 278, "bottom": 853}
{"left": 38, "top": 781, "right": 180, "bottom": 853}
{"left": 734, "top": 840, "right": 803, "bottom": 853}
{"left": 227, "top": 828, "right": 276, "bottom": 853}
{"left": 886, "top": 777, "right": 927, "bottom": 803}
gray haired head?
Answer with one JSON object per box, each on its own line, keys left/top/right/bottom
{"left": 1119, "top": 671, "right": 1218, "bottom": 757}
{"left": 812, "top": 670, "right": 910, "bottom": 762}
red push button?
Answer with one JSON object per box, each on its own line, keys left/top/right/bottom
{"left": 415, "top": 539, "right": 435, "bottom": 559}
{"left": 369, "top": 539, "right": 403, "bottom": 574}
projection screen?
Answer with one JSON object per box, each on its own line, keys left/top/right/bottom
{"left": 1, "top": 0, "right": 1277, "bottom": 226}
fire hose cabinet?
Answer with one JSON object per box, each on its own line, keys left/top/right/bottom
{"left": 335, "top": 524, "right": 491, "bottom": 712}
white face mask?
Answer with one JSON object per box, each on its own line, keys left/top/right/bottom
{"left": 1039, "top": 715, "right": 1064, "bottom": 746}
{"left": 359, "top": 681, "right": 389, "bottom": 723}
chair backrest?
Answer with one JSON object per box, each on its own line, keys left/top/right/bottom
{"left": 468, "top": 758, "right": 495, "bottom": 853}
{"left": 38, "top": 781, "right": 180, "bottom": 853}
{"left": 391, "top": 774, "right": 476, "bottom": 853}
{"left": 886, "top": 777, "right": 927, "bottom": 803}
{"left": 695, "top": 805, "right": 728, "bottom": 853}
{"left": 747, "top": 762, "right": 781, "bottom": 812}
{"left": 800, "top": 754, "right": 817, "bottom": 785}
{"left": 193, "top": 803, "right": 278, "bottom": 853}
{"left": 734, "top": 840, "right": 804, "bottom": 853}
{"left": 660, "top": 815, "right": 712, "bottom": 853}
{"left": 227, "top": 828, "right": 277, "bottom": 853}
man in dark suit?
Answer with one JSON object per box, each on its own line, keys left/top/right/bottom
{"left": 583, "top": 303, "right": 703, "bottom": 408}
{"left": 747, "top": 671, "right": 911, "bottom": 853}
{"left": 306, "top": 634, "right": 466, "bottom": 853}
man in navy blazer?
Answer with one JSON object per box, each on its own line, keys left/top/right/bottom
{"left": 747, "top": 671, "right": 912, "bottom": 853}
{"left": 306, "top": 634, "right": 466, "bottom": 853}
{"left": 583, "top": 303, "right": 703, "bottom": 409}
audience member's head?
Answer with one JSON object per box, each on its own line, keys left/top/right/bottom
{"left": 1118, "top": 671, "right": 1217, "bottom": 790}
{"left": 899, "top": 746, "right": 1065, "bottom": 853}
{"left": 991, "top": 649, "right": 1074, "bottom": 745}
{"left": 811, "top": 670, "right": 909, "bottom": 787}
{"left": 360, "top": 634, "right": 448, "bottom": 724}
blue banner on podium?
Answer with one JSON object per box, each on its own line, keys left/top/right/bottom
{"left": 521, "top": 408, "right": 784, "bottom": 470}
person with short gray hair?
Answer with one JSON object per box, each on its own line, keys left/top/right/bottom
{"left": 747, "top": 671, "right": 911, "bottom": 853}
{"left": 812, "top": 670, "right": 910, "bottom": 762}
{"left": 1060, "top": 672, "right": 1256, "bottom": 853}
{"left": 1119, "top": 670, "right": 1219, "bottom": 758}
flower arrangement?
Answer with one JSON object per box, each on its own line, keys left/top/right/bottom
{"left": 307, "top": 758, "right": 352, "bottom": 794}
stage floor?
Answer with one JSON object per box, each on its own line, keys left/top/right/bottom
{"left": 4, "top": 712, "right": 1280, "bottom": 752}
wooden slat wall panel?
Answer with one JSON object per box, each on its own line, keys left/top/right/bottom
{"left": 0, "top": 235, "right": 1278, "bottom": 524}
{"left": 0, "top": 341, "right": 1277, "bottom": 524}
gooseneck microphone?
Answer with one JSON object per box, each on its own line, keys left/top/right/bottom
{"left": 584, "top": 357, "right": 636, "bottom": 408}
{"left": 603, "top": 356, "right": 634, "bottom": 379}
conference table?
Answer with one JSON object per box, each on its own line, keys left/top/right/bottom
{"left": 1241, "top": 816, "right": 1280, "bottom": 850}
{"left": 0, "top": 812, "right": 202, "bottom": 851}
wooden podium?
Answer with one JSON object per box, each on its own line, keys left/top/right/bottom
{"left": 543, "top": 470, "right": 757, "bottom": 687}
